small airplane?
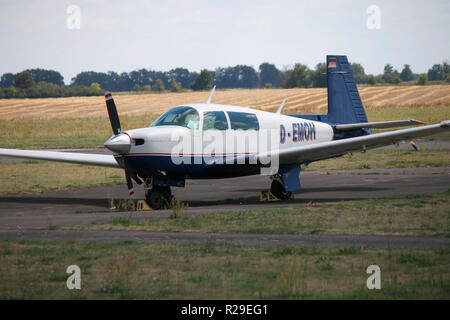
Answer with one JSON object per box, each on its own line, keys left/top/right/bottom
{"left": 1, "top": 55, "right": 448, "bottom": 209}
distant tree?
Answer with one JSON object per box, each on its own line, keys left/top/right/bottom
{"left": 191, "top": 69, "right": 212, "bottom": 91}
{"left": 166, "top": 68, "right": 194, "bottom": 88}
{"left": 15, "top": 71, "right": 35, "bottom": 89}
{"left": 133, "top": 84, "right": 142, "bottom": 92}
{"left": 383, "top": 64, "right": 394, "bottom": 74}
{"left": 311, "top": 63, "right": 327, "bottom": 88}
{"left": 0, "top": 73, "right": 16, "bottom": 88}
{"left": 153, "top": 79, "right": 165, "bottom": 92}
{"left": 238, "top": 65, "right": 259, "bottom": 88}
{"left": 375, "top": 74, "right": 384, "bottom": 83}
{"left": 143, "top": 84, "right": 151, "bottom": 91}
{"left": 427, "top": 64, "right": 444, "bottom": 81}
{"left": 443, "top": 61, "right": 450, "bottom": 80}
{"left": 427, "top": 62, "right": 450, "bottom": 81}
{"left": 367, "top": 75, "right": 377, "bottom": 85}
{"left": 170, "top": 78, "right": 182, "bottom": 92}
{"left": 283, "top": 63, "right": 311, "bottom": 88}
{"left": 0, "top": 87, "right": 17, "bottom": 98}
{"left": 259, "top": 63, "right": 281, "bottom": 87}
{"left": 36, "top": 81, "right": 61, "bottom": 97}
{"left": 389, "top": 74, "right": 401, "bottom": 84}
{"left": 382, "top": 64, "right": 400, "bottom": 83}
{"left": 212, "top": 65, "right": 259, "bottom": 89}
{"left": 417, "top": 73, "right": 428, "bottom": 85}
{"left": 26, "top": 68, "right": 64, "bottom": 86}
{"left": 90, "top": 82, "right": 102, "bottom": 92}
{"left": 264, "top": 82, "right": 272, "bottom": 88}
{"left": 350, "top": 63, "right": 367, "bottom": 83}
{"left": 400, "top": 64, "right": 414, "bottom": 82}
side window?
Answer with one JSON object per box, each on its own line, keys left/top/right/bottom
{"left": 227, "top": 112, "right": 259, "bottom": 130}
{"left": 203, "top": 111, "right": 228, "bottom": 130}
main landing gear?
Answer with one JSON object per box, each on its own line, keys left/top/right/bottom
{"left": 270, "top": 177, "right": 292, "bottom": 200}
{"left": 144, "top": 178, "right": 172, "bottom": 210}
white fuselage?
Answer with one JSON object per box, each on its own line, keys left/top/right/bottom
{"left": 115, "top": 104, "right": 334, "bottom": 178}
{"left": 124, "top": 104, "right": 333, "bottom": 156}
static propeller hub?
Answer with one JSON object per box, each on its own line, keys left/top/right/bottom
{"left": 104, "top": 133, "right": 131, "bottom": 154}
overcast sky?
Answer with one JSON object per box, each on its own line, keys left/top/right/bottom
{"left": 0, "top": 0, "right": 449, "bottom": 84}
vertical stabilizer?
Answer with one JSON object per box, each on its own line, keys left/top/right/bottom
{"left": 326, "top": 55, "right": 368, "bottom": 124}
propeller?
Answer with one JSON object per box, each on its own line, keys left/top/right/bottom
{"left": 104, "top": 91, "right": 140, "bottom": 196}
{"left": 105, "top": 92, "right": 121, "bottom": 135}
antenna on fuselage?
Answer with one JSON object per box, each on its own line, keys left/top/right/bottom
{"left": 276, "top": 98, "right": 287, "bottom": 114}
{"left": 205, "top": 85, "right": 216, "bottom": 104}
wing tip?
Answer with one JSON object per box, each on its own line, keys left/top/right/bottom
{"left": 408, "top": 118, "right": 426, "bottom": 125}
{"left": 440, "top": 120, "right": 450, "bottom": 128}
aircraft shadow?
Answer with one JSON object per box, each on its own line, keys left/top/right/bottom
{"left": 0, "top": 184, "right": 393, "bottom": 213}
{"left": 0, "top": 196, "right": 109, "bottom": 207}
{"left": 232, "top": 186, "right": 388, "bottom": 193}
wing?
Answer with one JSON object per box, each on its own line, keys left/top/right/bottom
{"left": 0, "top": 149, "right": 120, "bottom": 168}
{"left": 264, "top": 121, "right": 449, "bottom": 165}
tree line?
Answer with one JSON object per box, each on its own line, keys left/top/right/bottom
{"left": 0, "top": 61, "right": 448, "bottom": 98}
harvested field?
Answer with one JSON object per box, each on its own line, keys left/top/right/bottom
{"left": 0, "top": 86, "right": 449, "bottom": 121}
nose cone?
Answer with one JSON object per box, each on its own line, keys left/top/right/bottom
{"left": 104, "top": 133, "right": 131, "bottom": 153}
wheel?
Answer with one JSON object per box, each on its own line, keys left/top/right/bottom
{"left": 156, "top": 185, "right": 172, "bottom": 198}
{"left": 146, "top": 190, "right": 166, "bottom": 210}
{"left": 270, "top": 180, "right": 292, "bottom": 200}
{"left": 145, "top": 186, "right": 172, "bottom": 209}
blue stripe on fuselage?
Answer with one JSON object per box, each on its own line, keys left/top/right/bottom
{"left": 117, "top": 154, "right": 261, "bottom": 179}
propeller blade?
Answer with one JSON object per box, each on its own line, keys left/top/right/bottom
{"left": 105, "top": 91, "right": 121, "bottom": 135}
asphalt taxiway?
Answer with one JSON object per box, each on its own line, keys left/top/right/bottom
{"left": 0, "top": 166, "right": 448, "bottom": 247}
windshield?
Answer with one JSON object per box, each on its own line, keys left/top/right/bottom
{"left": 150, "top": 106, "right": 200, "bottom": 130}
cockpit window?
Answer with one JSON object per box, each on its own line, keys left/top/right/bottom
{"left": 203, "top": 111, "right": 228, "bottom": 130}
{"left": 227, "top": 112, "right": 259, "bottom": 130}
{"left": 150, "top": 106, "right": 200, "bottom": 130}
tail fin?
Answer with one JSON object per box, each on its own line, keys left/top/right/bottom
{"left": 326, "top": 55, "right": 368, "bottom": 124}
{"left": 290, "top": 55, "right": 368, "bottom": 125}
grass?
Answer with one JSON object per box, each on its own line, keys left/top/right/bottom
{"left": 74, "top": 191, "right": 450, "bottom": 237}
{"left": 0, "top": 240, "right": 448, "bottom": 299}
{"left": 0, "top": 115, "right": 157, "bottom": 149}
{"left": 0, "top": 161, "right": 124, "bottom": 194}
{"left": 305, "top": 149, "right": 450, "bottom": 171}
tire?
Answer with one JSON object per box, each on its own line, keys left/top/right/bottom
{"left": 145, "top": 186, "right": 172, "bottom": 209}
{"left": 146, "top": 190, "right": 166, "bottom": 210}
{"left": 156, "top": 185, "right": 172, "bottom": 198}
{"left": 270, "top": 180, "right": 292, "bottom": 200}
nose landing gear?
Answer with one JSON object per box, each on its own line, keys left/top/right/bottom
{"left": 144, "top": 178, "right": 172, "bottom": 210}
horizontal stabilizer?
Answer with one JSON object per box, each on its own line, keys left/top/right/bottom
{"left": 335, "top": 119, "right": 426, "bottom": 131}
